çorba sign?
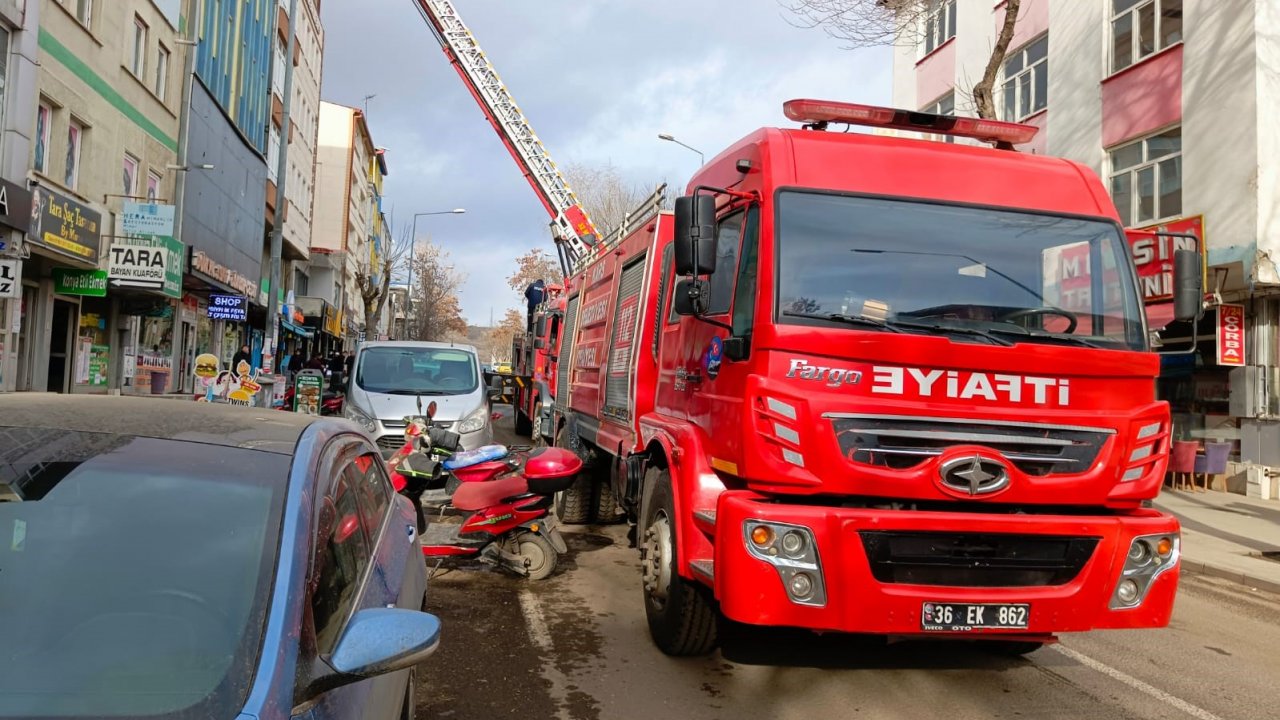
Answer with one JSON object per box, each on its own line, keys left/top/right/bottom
{"left": 29, "top": 187, "right": 102, "bottom": 262}
{"left": 191, "top": 249, "right": 258, "bottom": 296}
{"left": 1217, "top": 304, "right": 1245, "bottom": 367}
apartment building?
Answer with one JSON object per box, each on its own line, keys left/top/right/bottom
{"left": 893, "top": 0, "right": 1280, "bottom": 491}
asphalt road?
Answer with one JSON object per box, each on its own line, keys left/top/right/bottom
{"left": 412, "top": 409, "right": 1280, "bottom": 720}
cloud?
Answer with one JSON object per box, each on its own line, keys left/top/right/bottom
{"left": 322, "top": 0, "right": 891, "bottom": 325}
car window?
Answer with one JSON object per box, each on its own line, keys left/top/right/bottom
{"left": 346, "top": 451, "right": 391, "bottom": 535}
{"left": 311, "top": 472, "right": 371, "bottom": 654}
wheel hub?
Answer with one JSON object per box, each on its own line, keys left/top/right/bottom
{"left": 641, "top": 511, "right": 673, "bottom": 605}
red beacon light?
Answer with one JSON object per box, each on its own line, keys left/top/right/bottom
{"left": 783, "top": 98, "right": 1038, "bottom": 149}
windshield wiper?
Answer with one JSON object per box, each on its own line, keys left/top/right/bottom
{"left": 986, "top": 327, "right": 1107, "bottom": 348}
{"left": 783, "top": 311, "right": 903, "bottom": 332}
{"left": 381, "top": 389, "right": 427, "bottom": 396}
{"left": 889, "top": 319, "right": 1015, "bottom": 347}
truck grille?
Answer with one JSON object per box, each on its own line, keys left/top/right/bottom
{"left": 859, "top": 531, "right": 1099, "bottom": 587}
{"left": 827, "top": 414, "right": 1113, "bottom": 477}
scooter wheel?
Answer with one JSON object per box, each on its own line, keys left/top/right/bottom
{"left": 515, "top": 531, "right": 558, "bottom": 581}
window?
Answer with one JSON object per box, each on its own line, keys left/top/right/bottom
{"left": 155, "top": 44, "right": 170, "bottom": 100}
{"left": 131, "top": 16, "right": 147, "bottom": 78}
{"left": 62, "top": 0, "right": 92, "bottom": 27}
{"left": 1112, "top": 0, "right": 1183, "bottom": 73}
{"left": 311, "top": 473, "right": 371, "bottom": 653}
{"left": 147, "top": 171, "right": 161, "bottom": 202}
{"left": 0, "top": 27, "right": 10, "bottom": 132}
{"left": 65, "top": 120, "right": 83, "bottom": 190}
{"left": 1109, "top": 127, "right": 1181, "bottom": 227}
{"left": 731, "top": 207, "right": 760, "bottom": 337}
{"left": 921, "top": 0, "right": 957, "bottom": 55}
{"left": 34, "top": 103, "right": 51, "bottom": 174}
{"left": 122, "top": 154, "right": 139, "bottom": 196}
{"left": 922, "top": 92, "right": 956, "bottom": 143}
{"left": 1002, "top": 35, "right": 1048, "bottom": 121}
{"left": 345, "top": 453, "right": 391, "bottom": 535}
{"left": 707, "top": 212, "right": 744, "bottom": 316}
{"left": 656, "top": 245, "right": 674, "bottom": 356}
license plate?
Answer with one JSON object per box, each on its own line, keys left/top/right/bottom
{"left": 921, "top": 602, "right": 1030, "bottom": 631}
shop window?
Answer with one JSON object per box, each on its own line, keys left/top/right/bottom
{"left": 1001, "top": 34, "right": 1048, "bottom": 121}
{"left": 921, "top": 0, "right": 957, "bottom": 56}
{"left": 1111, "top": 0, "right": 1183, "bottom": 74}
{"left": 65, "top": 119, "right": 83, "bottom": 190}
{"left": 35, "top": 103, "right": 51, "bottom": 174}
{"left": 1108, "top": 127, "right": 1181, "bottom": 227}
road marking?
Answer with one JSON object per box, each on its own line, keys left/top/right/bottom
{"left": 1051, "top": 644, "right": 1225, "bottom": 720}
{"left": 519, "top": 589, "right": 554, "bottom": 653}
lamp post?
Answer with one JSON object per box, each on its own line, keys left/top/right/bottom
{"left": 658, "top": 132, "right": 705, "bottom": 166}
{"left": 402, "top": 208, "right": 466, "bottom": 339}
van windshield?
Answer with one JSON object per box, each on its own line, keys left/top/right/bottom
{"left": 775, "top": 191, "right": 1146, "bottom": 351}
{"left": 356, "top": 346, "right": 479, "bottom": 395}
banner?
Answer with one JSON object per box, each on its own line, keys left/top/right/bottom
{"left": 1129, "top": 216, "right": 1204, "bottom": 303}
{"left": 1217, "top": 304, "right": 1245, "bottom": 366}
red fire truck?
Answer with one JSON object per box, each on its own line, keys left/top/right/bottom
{"left": 511, "top": 283, "right": 565, "bottom": 441}
{"left": 551, "top": 99, "right": 1203, "bottom": 656}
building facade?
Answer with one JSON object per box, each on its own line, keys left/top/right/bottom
{"left": 893, "top": 0, "right": 1280, "bottom": 491}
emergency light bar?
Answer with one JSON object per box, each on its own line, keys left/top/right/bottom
{"left": 783, "top": 99, "right": 1039, "bottom": 147}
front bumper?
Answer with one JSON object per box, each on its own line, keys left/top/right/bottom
{"left": 714, "top": 491, "right": 1179, "bottom": 636}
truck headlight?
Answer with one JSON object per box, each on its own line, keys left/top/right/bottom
{"left": 458, "top": 408, "right": 488, "bottom": 434}
{"left": 743, "top": 521, "right": 825, "bottom": 607}
{"left": 345, "top": 404, "right": 379, "bottom": 434}
{"left": 1111, "top": 533, "right": 1179, "bottom": 609}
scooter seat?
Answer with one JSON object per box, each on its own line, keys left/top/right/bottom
{"left": 444, "top": 444, "right": 509, "bottom": 471}
{"left": 451, "top": 474, "right": 528, "bottom": 512}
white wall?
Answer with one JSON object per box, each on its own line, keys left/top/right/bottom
{"left": 1253, "top": 0, "right": 1280, "bottom": 285}
{"left": 1044, "top": 0, "right": 1105, "bottom": 172}
{"left": 313, "top": 102, "right": 352, "bottom": 254}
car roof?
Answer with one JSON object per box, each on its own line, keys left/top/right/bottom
{"left": 0, "top": 395, "right": 331, "bottom": 455}
{"left": 358, "top": 340, "right": 478, "bottom": 353}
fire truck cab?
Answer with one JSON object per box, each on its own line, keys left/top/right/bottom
{"left": 554, "top": 100, "right": 1204, "bottom": 656}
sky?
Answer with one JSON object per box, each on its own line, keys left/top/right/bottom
{"left": 320, "top": 0, "right": 892, "bottom": 326}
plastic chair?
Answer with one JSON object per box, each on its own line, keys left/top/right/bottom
{"left": 1169, "top": 441, "right": 1199, "bottom": 491}
{"left": 1194, "top": 442, "right": 1231, "bottom": 492}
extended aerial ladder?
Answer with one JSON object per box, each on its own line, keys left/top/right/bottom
{"left": 411, "top": 0, "right": 601, "bottom": 275}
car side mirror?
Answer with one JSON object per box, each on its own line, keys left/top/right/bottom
{"left": 673, "top": 278, "right": 709, "bottom": 316}
{"left": 326, "top": 608, "right": 440, "bottom": 683}
{"left": 1173, "top": 249, "right": 1203, "bottom": 322}
{"left": 674, "top": 195, "right": 717, "bottom": 276}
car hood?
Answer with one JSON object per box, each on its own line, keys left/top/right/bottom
{"left": 357, "top": 389, "right": 483, "bottom": 424}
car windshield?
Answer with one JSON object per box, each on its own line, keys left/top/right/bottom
{"left": 775, "top": 191, "right": 1146, "bottom": 351}
{"left": 0, "top": 431, "right": 289, "bottom": 720}
{"left": 357, "top": 346, "right": 479, "bottom": 395}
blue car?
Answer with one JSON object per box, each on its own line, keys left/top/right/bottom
{"left": 0, "top": 395, "right": 439, "bottom": 720}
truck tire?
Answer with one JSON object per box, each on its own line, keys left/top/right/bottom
{"left": 514, "top": 405, "right": 533, "bottom": 437}
{"left": 641, "top": 468, "right": 718, "bottom": 656}
{"left": 555, "top": 475, "right": 593, "bottom": 525}
{"left": 592, "top": 470, "right": 624, "bottom": 524}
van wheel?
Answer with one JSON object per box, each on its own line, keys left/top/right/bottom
{"left": 641, "top": 468, "right": 718, "bottom": 656}
{"left": 514, "top": 405, "right": 533, "bottom": 437}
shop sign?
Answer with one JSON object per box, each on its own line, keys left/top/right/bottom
{"left": 1128, "top": 216, "right": 1205, "bottom": 303}
{"left": 0, "top": 179, "right": 33, "bottom": 238}
{"left": 53, "top": 268, "right": 108, "bottom": 297}
{"left": 121, "top": 202, "right": 175, "bottom": 236}
{"left": 108, "top": 235, "right": 184, "bottom": 298}
{"left": 29, "top": 187, "right": 102, "bottom": 262}
{"left": 191, "top": 250, "right": 258, "bottom": 296}
{"left": 208, "top": 293, "right": 248, "bottom": 321}
{"left": 1217, "top": 304, "right": 1245, "bottom": 366}
{"left": 295, "top": 370, "right": 324, "bottom": 414}
{"left": 323, "top": 305, "right": 342, "bottom": 337}
{"left": 0, "top": 259, "right": 19, "bottom": 298}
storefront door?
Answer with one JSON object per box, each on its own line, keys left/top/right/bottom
{"left": 15, "top": 284, "right": 36, "bottom": 391}
{"left": 48, "top": 299, "right": 77, "bottom": 393}
{"left": 180, "top": 321, "right": 195, "bottom": 393}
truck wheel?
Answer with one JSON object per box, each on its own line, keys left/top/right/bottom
{"left": 641, "top": 469, "right": 718, "bottom": 656}
{"left": 556, "top": 475, "right": 594, "bottom": 525}
{"left": 514, "top": 405, "right": 533, "bottom": 437}
{"left": 592, "top": 473, "right": 624, "bottom": 525}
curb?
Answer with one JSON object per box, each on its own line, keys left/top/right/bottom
{"left": 1180, "top": 558, "right": 1280, "bottom": 596}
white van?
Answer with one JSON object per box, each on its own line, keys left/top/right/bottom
{"left": 344, "top": 341, "right": 493, "bottom": 456}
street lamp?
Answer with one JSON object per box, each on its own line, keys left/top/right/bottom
{"left": 658, "top": 132, "right": 705, "bottom": 166}
{"left": 403, "top": 208, "right": 466, "bottom": 338}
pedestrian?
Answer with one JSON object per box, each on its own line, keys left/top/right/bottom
{"left": 328, "top": 351, "right": 345, "bottom": 387}
{"left": 231, "top": 343, "right": 252, "bottom": 373}
{"left": 306, "top": 354, "right": 325, "bottom": 371}
{"left": 524, "top": 279, "right": 546, "bottom": 331}
{"left": 344, "top": 350, "right": 355, "bottom": 380}
{"left": 287, "top": 349, "right": 304, "bottom": 378}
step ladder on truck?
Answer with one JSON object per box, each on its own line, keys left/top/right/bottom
{"left": 549, "top": 99, "right": 1202, "bottom": 656}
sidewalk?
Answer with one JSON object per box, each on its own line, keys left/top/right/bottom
{"left": 1154, "top": 488, "right": 1280, "bottom": 594}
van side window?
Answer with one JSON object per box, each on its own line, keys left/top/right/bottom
{"left": 707, "top": 212, "right": 744, "bottom": 315}
{"left": 731, "top": 207, "right": 760, "bottom": 337}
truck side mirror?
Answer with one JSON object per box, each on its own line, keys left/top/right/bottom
{"left": 534, "top": 316, "right": 547, "bottom": 337}
{"left": 534, "top": 337, "right": 546, "bottom": 350}
{"left": 674, "top": 195, "right": 717, "bottom": 276}
{"left": 1173, "top": 249, "right": 1203, "bottom": 322}
{"left": 673, "top": 278, "right": 709, "bottom": 316}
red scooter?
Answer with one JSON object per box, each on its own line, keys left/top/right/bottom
{"left": 388, "top": 400, "right": 581, "bottom": 580}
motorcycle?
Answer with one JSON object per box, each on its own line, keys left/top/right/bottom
{"left": 389, "top": 399, "right": 581, "bottom": 580}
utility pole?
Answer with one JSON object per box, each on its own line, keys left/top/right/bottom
{"left": 264, "top": 0, "right": 300, "bottom": 375}
{"left": 167, "top": 0, "right": 201, "bottom": 394}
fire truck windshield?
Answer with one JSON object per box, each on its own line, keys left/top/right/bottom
{"left": 775, "top": 191, "right": 1146, "bottom": 351}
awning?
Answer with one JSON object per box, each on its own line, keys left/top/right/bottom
{"left": 281, "top": 319, "right": 314, "bottom": 338}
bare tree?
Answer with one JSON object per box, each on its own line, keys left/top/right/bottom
{"left": 507, "top": 248, "right": 564, "bottom": 299}
{"left": 408, "top": 239, "right": 469, "bottom": 342}
{"left": 482, "top": 308, "right": 526, "bottom": 364}
{"left": 562, "top": 161, "right": 651, "bottom": 235}
{"left": 781, "top": 0, "right": 1021, "bottom": 120}
{"left": 354, "top": 225, "right": 412, "bottom": 340}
